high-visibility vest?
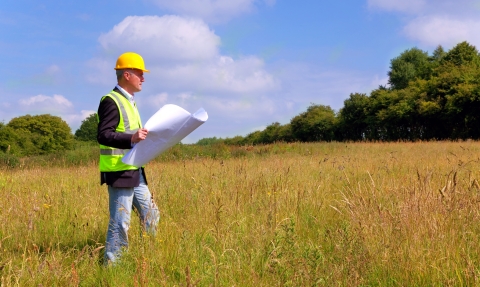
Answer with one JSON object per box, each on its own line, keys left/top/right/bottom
{"left": 98, "top": 91, "right": 142, "bottom": 172}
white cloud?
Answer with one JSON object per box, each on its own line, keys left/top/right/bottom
{"left": 20, "top": 94, "right": 73, "bottom": 109}
{"left": 149, "top": 0, "right": 275, "bottom": 23}
{"left": 17, "top": 94, "right": 75, "bottom": 117}
{"left": 403, "top": 16, "right": 480, "bottom": 47}
{"left": 88, "top": 15, "right": 284, "bottom": 142}
{"left": 91, "top": 15, "right": 278, "bottom": 111}
{"left": 153, "top": 55, "right": 278, "bottom": 95}
{"left": 0, "top": 94, "right": 94, "bottom": 132}
{"left": 98, "top": 15, "right": 220, "bottom": 62}
{"left": 368, "top": 0, "right": 480, "bottom": 48}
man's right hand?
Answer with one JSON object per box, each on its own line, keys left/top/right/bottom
{"left": 131, "top": 128, "right": 148, "bottom": 143}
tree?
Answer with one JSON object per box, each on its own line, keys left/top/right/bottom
{"left": 0, "top": 124, "right": 22, "bottom": 155}
{"left": 7, "top": 114, "right": 74, "bottom": 155}
{"left": 290, "top": 104, "right": 337, "bottom": 142}
{"left": 196, "top": 137, "right": 224, "bottom": 145}
{"left": 388, "top": 47, "right": 431, "bottom": 90}
{"left": 243, "top": 131, "right": 263, "bottom": 145}
{"left": 338, "top": 93, "right": 369, "bottom": 141}
{"left": 430, "top": 45, "right": 446, "bottom": 62}
{"left": 75, "top": 113, "right": 98, "bottom": 142}
{"left": 440, "top": 41, "right": 480, "bottom": 67}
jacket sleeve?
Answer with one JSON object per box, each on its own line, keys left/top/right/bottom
{"left": 97, "top": 97, "right": 133, "bottom": 149}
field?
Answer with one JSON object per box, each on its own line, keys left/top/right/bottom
{"left": 1, "top": 141, "right": 480, "bottom": 286}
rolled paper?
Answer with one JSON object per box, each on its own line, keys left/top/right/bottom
{"left": 122, "top": 104, "right": 208, "bottom": 167}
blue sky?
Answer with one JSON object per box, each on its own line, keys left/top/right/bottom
{"left": 1, "top": 0, "right": 479, "bottom": 143}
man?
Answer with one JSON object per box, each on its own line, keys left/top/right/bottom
{"left": 97, "top": 52, "right": 160, "bottom": 264}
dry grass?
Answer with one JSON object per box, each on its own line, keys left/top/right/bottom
{"left": 1, "top": 141, "right": 480, "bottom": 286}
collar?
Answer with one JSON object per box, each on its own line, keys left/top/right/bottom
{"left": 115, "top": 84, "right": 134, "bottom": 103}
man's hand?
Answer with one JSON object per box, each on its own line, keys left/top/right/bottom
{"left": 131, "top": 128, "right": 148, "bottom": 143}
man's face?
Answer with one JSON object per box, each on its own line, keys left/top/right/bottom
{"left": 124, "top": 69, "right": 144, "bottom": 93}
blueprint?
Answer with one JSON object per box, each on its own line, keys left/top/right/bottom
{"left": 122, "top": 104, "right": 208, "bottom": 167}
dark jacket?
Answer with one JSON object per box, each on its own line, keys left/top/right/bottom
{"left": 97, "top": 87, "right": 148, "bottom": 187}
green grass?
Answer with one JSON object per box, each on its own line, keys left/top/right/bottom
{"left": 1, "top": 141, "right": 480, "bottom": 286}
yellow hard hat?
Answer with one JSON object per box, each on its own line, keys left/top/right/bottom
{"left": 114, "top": 52, "right": 150, "bottom": 72}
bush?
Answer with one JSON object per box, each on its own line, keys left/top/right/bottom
{"left": 0, "top": 153, "right": 20, "bottom": 168}
{"left": 75, "top": 113, "right": 98, "bottom": 142}
{"left": 7, "top": 114, "right": 74, "bottom": 155}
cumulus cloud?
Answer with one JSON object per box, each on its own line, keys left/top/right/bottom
{"left": 20, "top": 94, "right": 73, "bottom": 110}
{"left": 90, "top": 15, "right": 278, "bottom": 106}
{"left": 149, "top": 0, "right": 275, "bottom": 23}
{"left": 368, "top": 0, "right": 480, "bottom": 48}
{"left": 0, "top": 94, "right": 93, "bottom": 131}
{"left": 403, "top": 16, "right": 480, "bottom": 47}
{"left": 99, "top": 16, "right": 220, "bottom": 62}
{"left": 154, "top": 55, "right": 277, "bottom": 94}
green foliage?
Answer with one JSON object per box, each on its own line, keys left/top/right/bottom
{"left": 441, "top": 41, "right": 480, "bottom": 67}
{"left": 75, "top": 113, "right": 98, "bottom": 142}
{"left": 290, "top": 104, "right": 337, "bottom": 142}
{"left": 5, "top": 114, "right": 74, "bottom": 156}
{"left": 310, "top": 41, "right": 480, "bottom": 142}
{"left": 431, "top": 45, "right": 446, "bottom": 61}
{"left": 388, "top": 47, "right": 431, "bottom": 90}
{"left": 259, "top": 122, "right": 294, "bottom": 143}
{"left": 0, "top": 124, "right": 23, "bottom": 155}
{"left": 243, "top": 130, "right": 263, "bottom": 145}
{"left": 0, "top": 152, "right": 20, "bottom": 168}
{"left": 223, "top": 135, "right": 246, "bottom": 145}
{"left": 338, "top": 93, "right": 369, "bottom": 140}
{"left": 196, "top": 136, "right": 224, "bottom": 145}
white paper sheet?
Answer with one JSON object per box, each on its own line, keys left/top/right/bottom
{"left": 122, "top": 104, "right": 208, "bottom": 167}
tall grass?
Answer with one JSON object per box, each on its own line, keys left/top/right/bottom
{"left": 11, "top": 141, "right": 305, "bottom": 169}
{"left": 1, "top": 141, "right": 480, "bottom": 286}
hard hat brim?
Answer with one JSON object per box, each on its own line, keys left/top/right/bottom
{"left": 114, "top": 67, "right": 150, "bottom": 73}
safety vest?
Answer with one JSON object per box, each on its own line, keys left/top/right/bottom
{"left": 98, "top": 91, "right": 142, "bottom": 172}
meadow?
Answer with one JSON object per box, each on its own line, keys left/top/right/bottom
{"left": 1, "top": 141, "right": 480, "bottom": 286}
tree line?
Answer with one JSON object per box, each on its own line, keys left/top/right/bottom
{"left": 1, "top": 41, "right": 480, "bottom": 159}
{"left": 198, "top": 41, "right": 480, "bottom": 145}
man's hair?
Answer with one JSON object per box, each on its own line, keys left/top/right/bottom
{"left": 116, "top": 69, "right": 138, "bottom": 81}
{"left": 116, "top": 69, "right": 126, "bottom": 81}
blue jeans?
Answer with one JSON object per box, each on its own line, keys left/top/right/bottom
{"left": 104, "top": 170, "right": 160, "bottom": 264}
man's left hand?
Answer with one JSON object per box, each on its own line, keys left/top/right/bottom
{"left": 131, "top": 128, "right": 148, "bottom": 143}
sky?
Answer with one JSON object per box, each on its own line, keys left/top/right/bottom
{"left": 1, "top": 0, "right": 480, "bottom": 143}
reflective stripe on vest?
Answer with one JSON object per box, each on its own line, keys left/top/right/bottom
{"left": 107, "top": 92, "right": 135, "bottom": 133}
{"left": 99, "top": 91, "right": 142, "bottom": 171}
